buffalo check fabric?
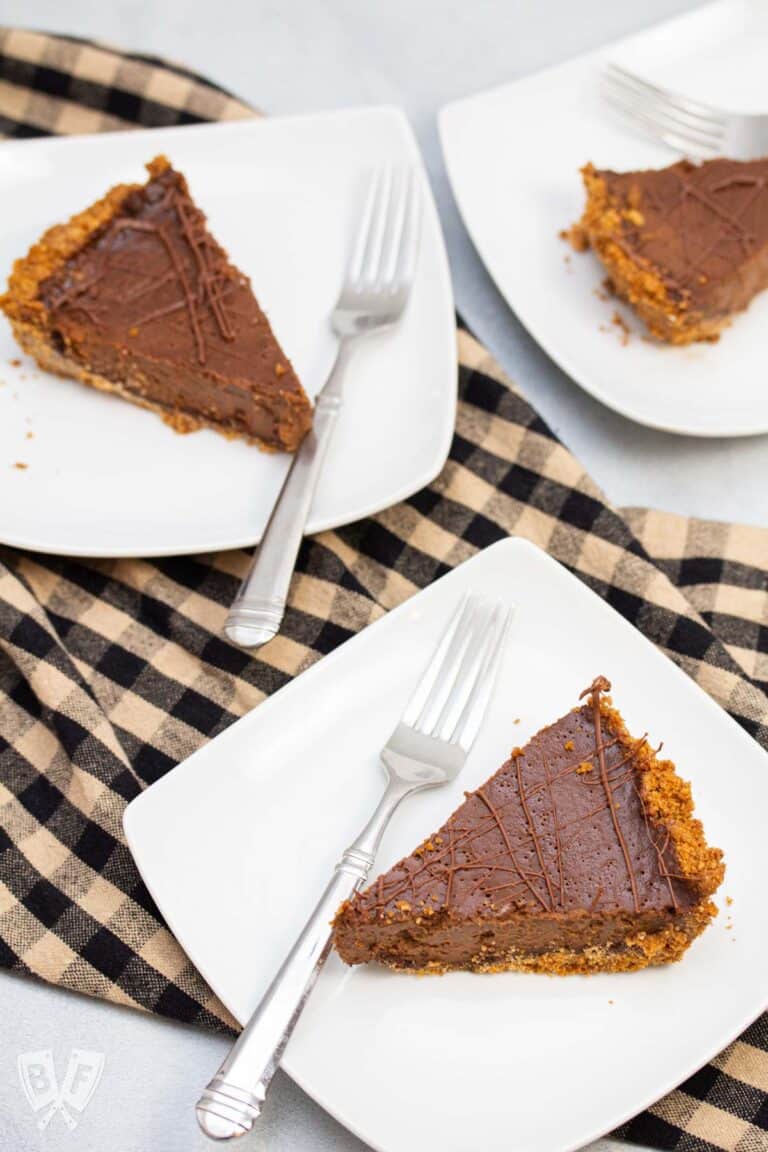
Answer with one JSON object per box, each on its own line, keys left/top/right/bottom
{"left": 0, "top": 27, "right": 766, "bottom": 1152}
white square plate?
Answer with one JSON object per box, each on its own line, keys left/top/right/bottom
{"left": 439, "top": 0, "right": 768, "bottom": 436}
{"left": 0, "top": 107, "right": 455, "bottom": 556}
{"left": 124, "top": 538, "right": 768, "bottom": 1152}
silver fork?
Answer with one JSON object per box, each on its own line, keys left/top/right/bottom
{"left": 197, "top": 592, "right": 511, "bottom": 1140}
{"left": 602, "top": 62, "right": 768, "bottom": 160}
{"left": 225, "top": 166, "right": 421, "bottom": 649}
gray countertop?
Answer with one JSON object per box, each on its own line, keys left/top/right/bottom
{"left": 0, "top": 1, "right": 758, "bottom": 1149}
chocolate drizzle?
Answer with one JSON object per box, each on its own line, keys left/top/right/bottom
{"left": 110, "top": 216, "right": 208, "bottom": 364}
{"left": 581, "top": 675, "right": 640, "bottom": 912}
{"left": 43, "top": 181, "right": 235, "bottom": 366}
{"left": 596, "top": 157, "right": 768, "bottom": 308}
{"left": 175, "top": 193, "right": 236, "bottom": 346}
{"left": 360, "top": 676, "right": 696, "bottom": 922}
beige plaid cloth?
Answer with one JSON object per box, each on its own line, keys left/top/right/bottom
{"left": 0, "top": 27, "right": 766, "bottom": 1152}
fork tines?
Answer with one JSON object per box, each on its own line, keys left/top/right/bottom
{"left": 344, "top": 165, "right": 419, "bottom": 299}
{"left": 601, "top": 62, "right": 725, "bottom": 159}
{"left": 402, "top": 594, "right": 511, "bottom": 751}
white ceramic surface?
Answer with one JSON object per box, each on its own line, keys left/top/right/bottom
{"left": 0, "top": 108, "right": 455, "bottom": 557}
{"left": 124, "top": 538, "right": 767, "bottom": 1152}
{"left": 440, "top": 0, "right": 768, "bottom": 436}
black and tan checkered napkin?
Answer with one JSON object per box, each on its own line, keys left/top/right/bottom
{"left": 0, "top": 27, "right": 766, "bottom": 1152}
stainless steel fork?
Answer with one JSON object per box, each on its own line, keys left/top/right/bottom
{"left": 224, "top": 166, "right": 421, "bottom": 649}
{"left": 196, "top": 592, "right": 511, "bottom": 1140}
{"left": 602, "top": 61, "right": 768, "bottom": 160}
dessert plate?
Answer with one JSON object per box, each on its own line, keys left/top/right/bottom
{"left": 0, "top": 108, "right": 454, "bottom": 556}
{"left": 124, "top": 538, "right": 768, "bottom": 1152}
{"left": 439, "top": 0, "right": 768, "bottom": 436}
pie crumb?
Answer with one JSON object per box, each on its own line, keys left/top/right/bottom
{"left": 612, "top": 310, "right": 631, "bottom": 346}
{"left": 560, "top": 223, "right": 589, "bottom": 251}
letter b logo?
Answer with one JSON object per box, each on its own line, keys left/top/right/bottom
{"left": 26, "top": 1062, "right": 52, "bottom": 1094}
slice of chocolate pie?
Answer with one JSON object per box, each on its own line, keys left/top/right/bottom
{"left": 575, "top": 157, "right": 768, "bottom": 344}
{"left": 0, "top": 156, "right": 312, "bottom": 451}
{"left": 334, "top": 677, "right": 724, "bottom": 975}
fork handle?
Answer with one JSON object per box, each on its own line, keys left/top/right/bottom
{"left": 224, "top": 343, "right": 350, "bottom": 649}
{"left": 196, "top": 776, "right": 411, "bottom": 1141}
